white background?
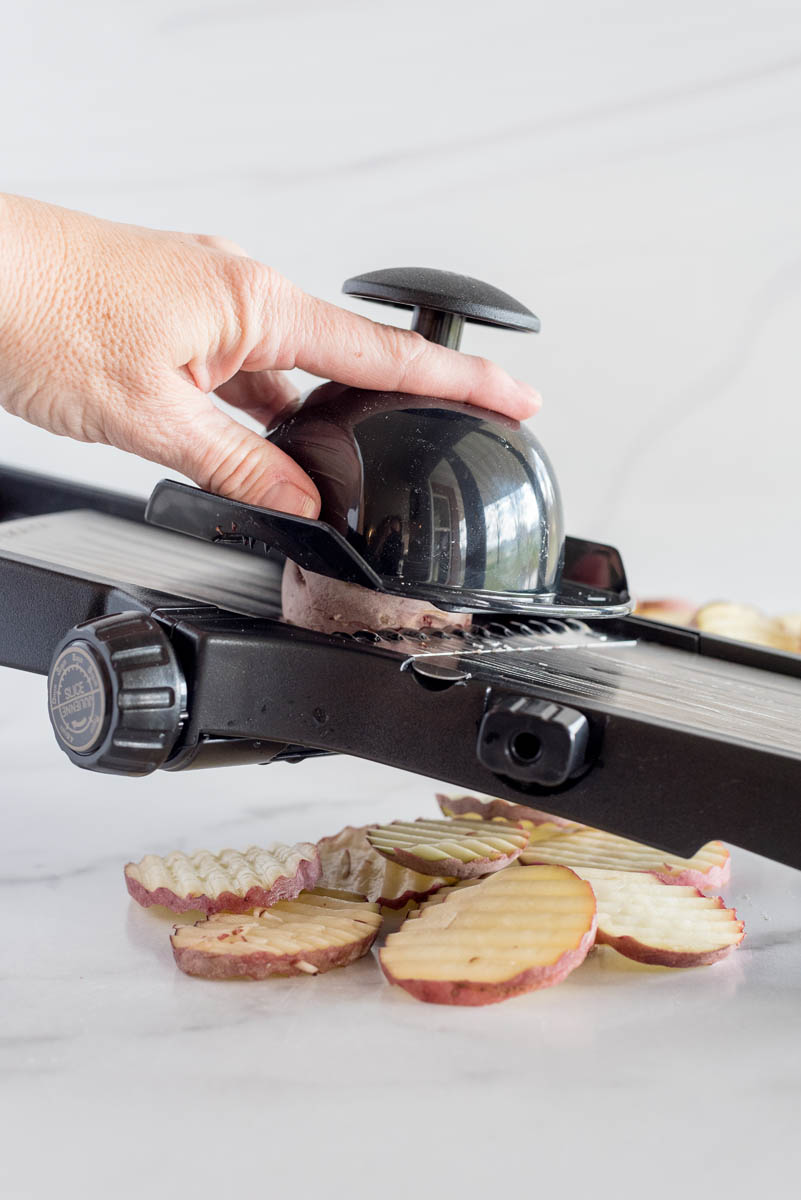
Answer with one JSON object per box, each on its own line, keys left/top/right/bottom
{"left": 2, "top": 5, "right": 801, "bottom": 1200}
{"left": 2, "top": 0, "right": 801, "bottom": 605}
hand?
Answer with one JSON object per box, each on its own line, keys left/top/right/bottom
{"left": 0, "top": 195, "right": 541, "bottom": 516}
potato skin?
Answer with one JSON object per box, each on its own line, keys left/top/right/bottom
{"left": 172, "top": 928, "right": 379, "bottom": 980}
{"left": 594, "top": 931, "right": 737, "bottom": 968}
{"left": 316, "top": 825, "right": 453, "bottom": 908}
{"left": 281, "top": 563, "right": 472, "bottom": 635}
{"left": 386, "top": 843, "right": 522, "bottom": 880}
{"left": 380, "top": 921, "right": 597, "bottom": 1006}
{"left": 124, "top": 851, "right": 321, "bottom": 915}
{"left": 657, "top": 856, "right": 730, "bottom": 890}
{"left": 595, "top": 894, "right": 744, "bottom": 967}
{"left": 436, "top": 792, "right": 575, "bottom": 829}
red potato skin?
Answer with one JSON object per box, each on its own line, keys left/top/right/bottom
{"left": 383, "top": 843, "right": 524, "bottom": 880}
{"left": 124, "top": 851, "right": 321, "bottom": 915}
{"left": 379, "top": 919, "right": 598, "bottom": 1006}
{"left": 436, "top": 793, "right": 575, "bottom": 829}
{"left": 596, "top": 894, "right": 744, "bottom": 967}
{"left": 378, "top": 882, "right": 450, "bottom": 910}
{"left": 656, "top": 852, "right": 730, "bottom": 891}
{"left": 172, "top": 927, "right": 379, "bottom": 980}
{"left": 316, "top": 825, "right": 453, "bottom": 908}
{"left": 519, "top": 849, "right": 730, "bottom": 891}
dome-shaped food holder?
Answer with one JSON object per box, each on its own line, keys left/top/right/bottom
{"left": 145, "top": 267, "right": 630, "bottom": 618}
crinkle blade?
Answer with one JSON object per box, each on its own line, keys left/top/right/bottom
{"left": 125, "top": 843, "right": 320, "bottom": 914}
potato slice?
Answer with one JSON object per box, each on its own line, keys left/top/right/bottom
{"left": 125, "top": 842, "right": 320, "bottom": 914}
{"left": 519, "top": 827, "right": 730, "bottom": 889}
{"left": 436, "top": 791, "right": 579, "bottom": 838}
{"left": 576, "top": 868, "right": 744, "bottom": 966}
{"left": 367, "top": 817, "right": 529, "bottom": 879}
{"left": 317, "top": 825, "right": 455, "bottom": 908}
{"left": 380, "top": 865, "right": 596, "bottom": 1005}
{"left": 171, "top": 889, "right": 382, "bottom": 979}
{"left": 633, "top": 598, "right": 697, "bottom": 627}
{"left": 694, "top": 602, "right": 797, "bottom": 652}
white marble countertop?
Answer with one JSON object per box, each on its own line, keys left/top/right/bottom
{"left": 2, "top": 667, "right": 800, "bottom": 1200}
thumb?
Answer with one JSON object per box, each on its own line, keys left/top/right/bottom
{"left": 145, "top": 383, "right": 320, "bottom": 516}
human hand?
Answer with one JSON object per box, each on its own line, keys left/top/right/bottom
{"left": 0, "top": 195, "right": 541, "bottom": 516}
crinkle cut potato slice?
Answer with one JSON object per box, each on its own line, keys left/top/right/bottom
{"left": 694, "top": 601, "right": 798, "bottom": 653}
{"left": 125, "top": 843, "right": 320, "bottom": 914}
{"left": 367, "top": 818, "right": 529, "bottom": 879}
{"left": 577, "top": 868, "right": 744, "bottom": 967}
{"left": 519, "top": 827, "right": 730, "bottom": 889}
{"left": 171, "top": 889, "right": 383, "bottom": 980}
{"left": 316, "top": 825, "right": 456, "bottom": 908}
{"left": 436, "top": 792, "right": 578, "bottom": 837}
{"left": 380, "top": 865, "right": 597, "bottom": 1006}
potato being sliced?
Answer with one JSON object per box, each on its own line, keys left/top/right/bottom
{"left": 380, "top": 865, "right": 596, "bottom": 1006}
{"left": 367, "top": 817, "right": 529, "bottom": 879}
{"left": 519, "top": 827, "right": 730, "bottom": 889}
{"left": 436, "top": 791, "right": 579, "bottom": 838}
{"left": 124, "top": 843, "right": 320, "bottom": 914}
{"left": 316, "top": 825, "right": 455, "bottom": 908}
{"left": 576, "top": 868, "right": 744, "bottom": 966}
{"left": 171, "top": 888, "right": 382, "bottom": 980}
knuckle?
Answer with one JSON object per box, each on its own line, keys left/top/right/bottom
{"left": 198, "top": 436, "right": 277, "bottom": 500}
{"left": 392, "top": 329, "right": 429, "bottom": 388}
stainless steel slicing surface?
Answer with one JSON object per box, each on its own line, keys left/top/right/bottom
{"left": 0, "top": 510, "right": 283, "bottom": 617}
{"left": 455, "top": 627, "right": 801, "bottom": 757}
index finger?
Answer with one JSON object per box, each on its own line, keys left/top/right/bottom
{"left": 277, "top": 287, "right": 542, "bottom": 422}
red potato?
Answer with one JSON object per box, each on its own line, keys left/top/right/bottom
{"left": 519, "top": 826, "right": 730, "bottom": 889}
{"left": 577, "top": 868, "right": 744, "bottom": 967}
{"left": 380, "top": 864, "right": 597, "bottom": 1006}
{"left": 125, "top": 843, "right": 320, "bottom": 915}
{"left": 694, "top": 602, "right": 797, "bottom": 653}
{"left": 316, "top": 824, "right": 456, "bottom": 908}
{"left": 634, "top": 598, "right": 697, "bottom": 627}
{"left": 778, "top": 613, "right": 801, "bottom": 648}
{"left": 281, "top": 562, "right": 472, "bottom": 635}
{"left": 367, "top": 817, "right": 529, "bottom": 879}
{"left": 171, "top": 889, "right": 383, "bottom": 980}
{"left": 436, "top": 791, "right": 579, "bottom": 836}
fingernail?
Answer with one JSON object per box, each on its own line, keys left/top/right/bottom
{"left": 262, "top": 481, "right": 319, "bottom": 518}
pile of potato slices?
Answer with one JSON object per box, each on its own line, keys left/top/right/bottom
{"left": 125, "top": 793, "right": 744, "bottom": 1007}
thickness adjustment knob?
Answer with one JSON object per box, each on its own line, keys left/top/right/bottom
{"left": 48, "top": 612, "right": 186, "bottom": 776}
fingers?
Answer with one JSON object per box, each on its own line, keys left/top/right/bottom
{"left": 142, "top": 380, "right": 320, "bottom": 516}
{"left": 215, "top": 368, "right": 300, "bottom": 429}
{"left": 265, "top": 282, "right": 541, "bottom": 422}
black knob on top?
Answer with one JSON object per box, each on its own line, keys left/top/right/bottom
{"left": 342, "top": 266, "right": 540, "bottom": 350}
{"left": 47, "top": 612, "right": 186, "bottom": 776}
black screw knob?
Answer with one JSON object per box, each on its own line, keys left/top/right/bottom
{"left": 343, "top": 266, "right": 540, "bottom": 349}
{"left": 48, "top": 612, "right": 186, "bottom": 776}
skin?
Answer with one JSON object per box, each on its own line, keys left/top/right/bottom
{"left": 380, "top": 922, "right": 597, "bottom": 1006}
{"left": 0, "top": 194, "right": 541, "bottom": 516}
{"left": 172, "top": 926, "right": 380, "bottom": 980}
{"left": 436, "top": 792, "right": 577, "bottom": 829}
{"left": 316, "top": 825, "right": 454, "bottom": 908}
{"left": 124, "top": 850, "right": 321, "bottom": 915}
